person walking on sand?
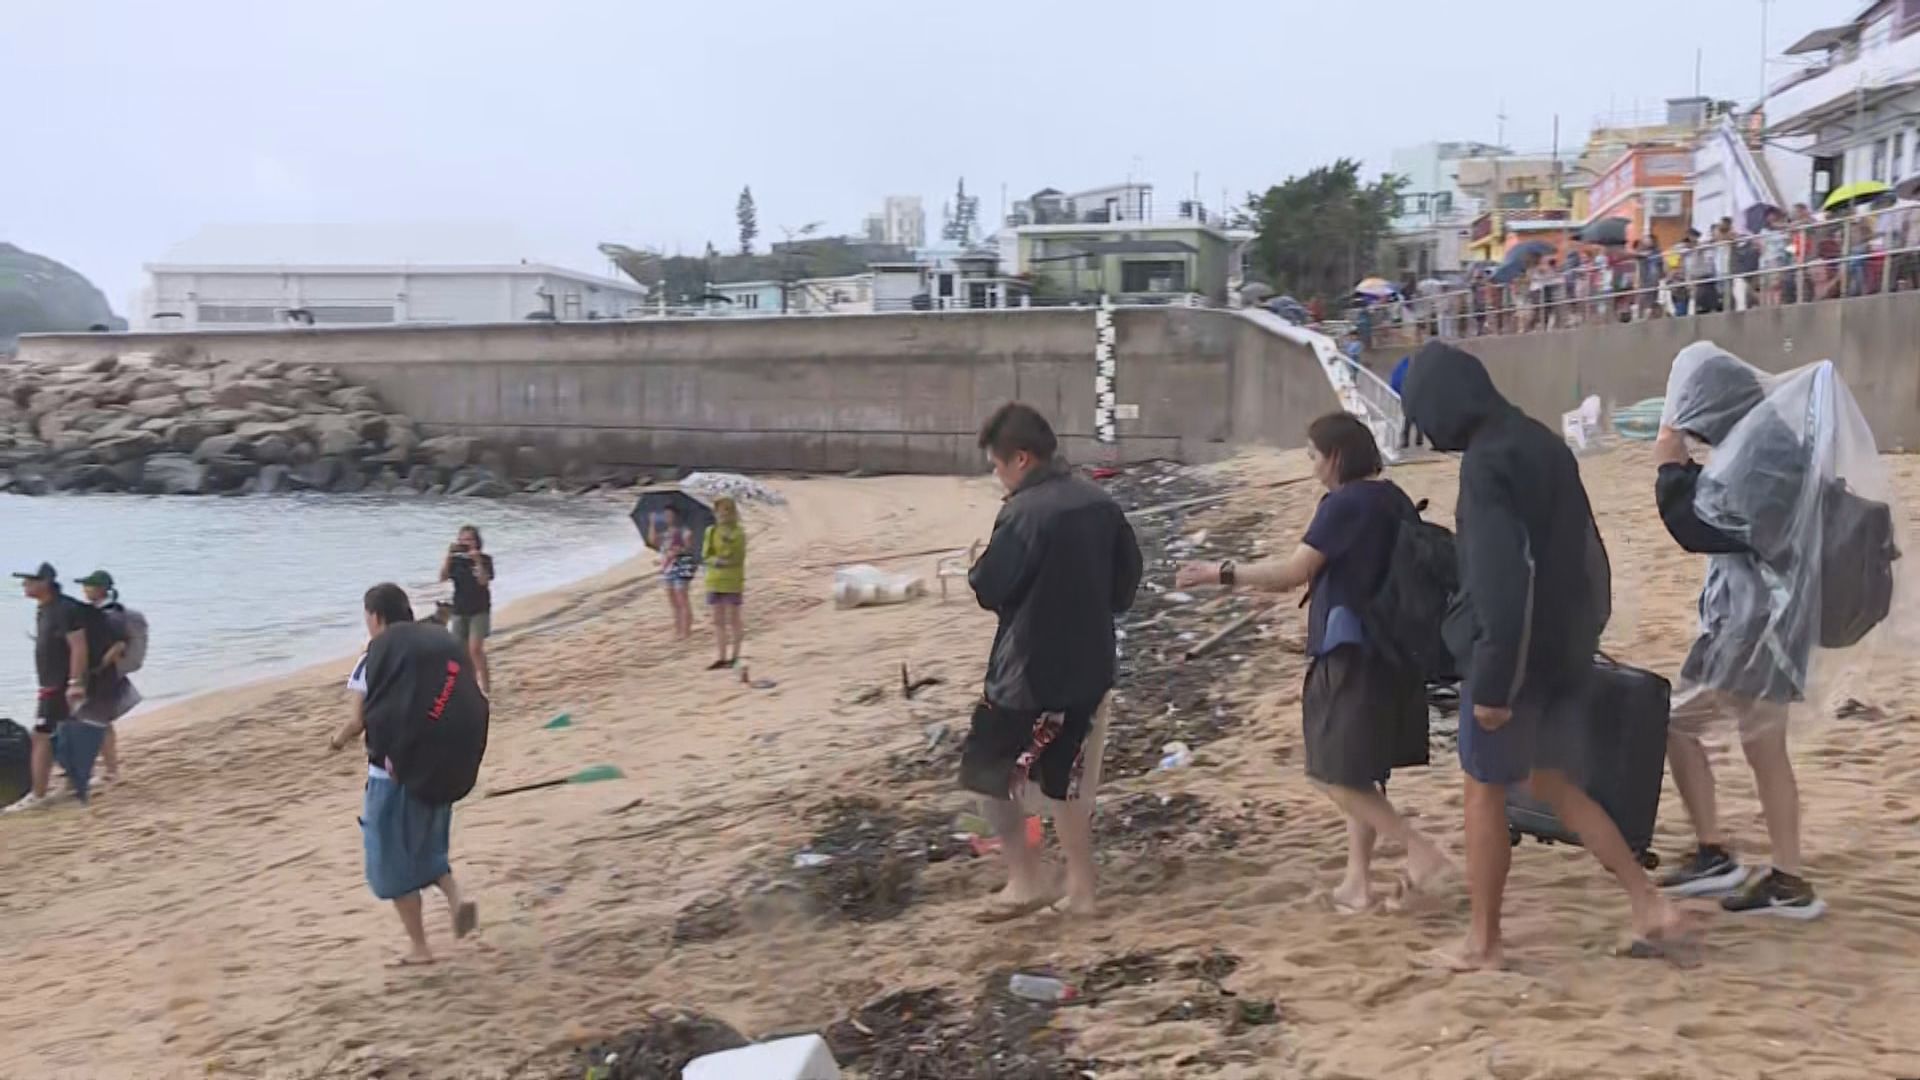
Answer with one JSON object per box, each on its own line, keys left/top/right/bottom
{"left": 702, "top": 497, "right": 747, "bottom": 669}
{"left": 961, "top": 402, "right": 1142, "bottom": 921}
{"left": 649, "top": 506, "right": 698, "bottom": 641}
{"left": 1178, "top": 413, "right": 1451, "bottom": 912}
{"left": 1401, "top": 343, "right": 1696, "bottom": 970}
{"left": 77, "top": 570, "right": 145, "bottom": 785}
{"left": 1649, "top": 344, "right": 1868, "bottom": 919}
{"left": 330, "top": 584, "right": 488, "bottom": 966}
{"left": 438, "top": 526, "right": 494, "bottom": 695}
{"left": 6, "top": 564, "right": 118, "bottom": 813}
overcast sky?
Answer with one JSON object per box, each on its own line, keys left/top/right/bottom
{"left": 2, "top": 0, "right": 1838, "bottom": 310}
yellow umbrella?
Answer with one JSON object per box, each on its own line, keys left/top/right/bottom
{"left": 1824, "top": 181, "right": 1893, "bottom": 212}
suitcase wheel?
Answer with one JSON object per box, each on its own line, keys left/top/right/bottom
{"left": 1637, "top": 849, "right": 1660, "bottom": 871}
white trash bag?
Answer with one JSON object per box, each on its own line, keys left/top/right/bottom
{"left": 833, "top": 564, "right": 926, "bottom": 609}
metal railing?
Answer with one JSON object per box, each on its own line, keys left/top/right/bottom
{"left": 1344, "top": 205, "right": 1920, "bottom": 349}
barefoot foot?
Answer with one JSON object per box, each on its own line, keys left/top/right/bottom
{"left": 1417, "top": 939, "right": 1504, "bottom": 973}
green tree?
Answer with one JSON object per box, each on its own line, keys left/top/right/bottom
{"left": 736, "top": 186, "right": 759, "bottom": 256}
{"left": 1245, "top": 160, "right": 1405, "bottom": 302}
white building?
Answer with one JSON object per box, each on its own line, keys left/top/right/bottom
{"left": 1386, "top": 141, "right": 1506, "bottom": 277}
{"left": 1766, "top": 2, "right": 1920, "bottom": 208}
{"left": 1690, "top": 114, "right": 1786, "bottom": 233}
{"left": 144, "top": 263, "right": 648, "bottom": 329}
{"left": 140, "top": 223, "right": 648, "bottom": 330}
{"left": 863, "top": 196, "right": 926, "bottom": 249}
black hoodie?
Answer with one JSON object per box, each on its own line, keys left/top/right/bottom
{"left": 1402, "top": 342, "right": 1612, "bottom": 707}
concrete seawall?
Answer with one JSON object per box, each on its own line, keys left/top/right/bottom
{"left": 1372, "top": 292, "right": 1920, "bottom": 450}
{"left": 14, "top": 309, "right": 1344, "bottom": 474}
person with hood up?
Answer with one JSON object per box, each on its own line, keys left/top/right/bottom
{"left": 1402, "top": 341, "right": 1694, "bottom": 970}
{"left": 1652, "top": 343, "right": 1836, "bottom": 919}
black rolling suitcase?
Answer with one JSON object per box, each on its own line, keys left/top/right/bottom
{"left": 0, "top": 718, "right": 30, "bottom": 807}
{"left": 1506, "top": 656, "right": 1671, "bottom": 868}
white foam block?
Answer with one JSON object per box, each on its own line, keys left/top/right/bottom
{"left": 683, "top": 1035, "right": 841, "bottom": 1080}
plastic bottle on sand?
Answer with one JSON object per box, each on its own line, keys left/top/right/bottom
{"left": 1008, "top": 974, "right": 1078, "bottom": 1003}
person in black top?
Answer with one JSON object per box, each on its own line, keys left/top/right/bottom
{"left": 962, "top": 403, "right": 1142, "bottom": 920}
{"left": 1403, "top": 342, "right": 1693, "bottom": 969}
{"left": 438, "top": 525, "right": 494, "bottom": 695}
{"left": 1179, "top": 414, "right": 1450, "bottom": 913}
{"left": 7, "top": 563, "right": 118, "bottom": 812}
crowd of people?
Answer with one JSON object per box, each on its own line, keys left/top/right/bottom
{"left": 960, "top": 341, "right": 1889, "bottom": 964}
{"left": 1345, "top": 200, "right": 1920, "bottom": 348}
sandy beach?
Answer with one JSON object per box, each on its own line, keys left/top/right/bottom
{"left": 4, "top": 446, "right": 1920, "bottom": 1080}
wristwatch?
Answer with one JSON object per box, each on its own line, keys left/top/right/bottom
{"left": 1218, "top": 560, "right": 1236, "bottom": 588}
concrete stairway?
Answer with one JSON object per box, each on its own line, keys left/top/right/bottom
{"left": 1238, "top": 309, "right": 1429, "bottom": 464}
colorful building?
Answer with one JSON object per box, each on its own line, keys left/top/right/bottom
{"left": 1580, "top": 144, "right": 1697, "bottom": 250}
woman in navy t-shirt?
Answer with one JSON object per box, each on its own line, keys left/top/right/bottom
{"left": 1179, "top": 413, "right": 1452, "bottom": 912}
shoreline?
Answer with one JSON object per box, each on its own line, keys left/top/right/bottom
{"left": 127, "top": 549, "right": 657, "bottom": 744}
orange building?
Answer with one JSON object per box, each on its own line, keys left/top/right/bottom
{"left": 1580, "top": 144, "right": 1696, "bottom": 250}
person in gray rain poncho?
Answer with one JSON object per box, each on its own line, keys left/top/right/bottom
{"left": 1653, "top": 342, "right": 1904, "bottom": 920}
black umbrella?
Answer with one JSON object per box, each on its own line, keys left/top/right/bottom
{"left": 1744, "top": 203, "right": 1784, "bottom": 234}
{"left": 1492, "top": 240, "right": 1555, "bottom": 284}
{"left": 630, "top": 489, "right": 714, "bottom": 554}
{"left": 1578, "top": 217, "right": 1631, "bottom": 246}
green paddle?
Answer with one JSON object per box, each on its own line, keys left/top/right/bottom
{"left": 541, "top": 713, "right": 574, "bottom": 730}
{"left": 487, "top": 764, "right": 624, "bottom": 798}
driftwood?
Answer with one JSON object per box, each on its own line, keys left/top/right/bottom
{"left": 801, "top": 544, "right": 971, "bottom": 570}
{"left": 1182, "top": 603, "right": 1280, "bottom": 662}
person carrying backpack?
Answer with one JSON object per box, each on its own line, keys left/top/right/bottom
{"left": 1652, "top": 343, "right": 1899, "bottom": 919}
{"left": 330, "top": 584, "right": 488, "bottom": 966}
{"left": 78, "top": 570, "right": 146, "bottom": 786}
{"left": 1179, "top": 412, "right": 1452, "bottom": 913}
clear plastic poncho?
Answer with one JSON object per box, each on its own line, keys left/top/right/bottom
{"left": 1660, "top": 341, "right": 1912, "bottom": 728}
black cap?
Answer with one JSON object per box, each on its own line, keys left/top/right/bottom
{"left": 12, "top": 562, "right": 57, "bottom": 583}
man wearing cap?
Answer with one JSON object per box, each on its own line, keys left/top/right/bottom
{"left": 8, "top": 564, "right": 96, "bottom": 811}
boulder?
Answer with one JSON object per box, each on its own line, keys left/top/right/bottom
{"left": 192, "top": 434, "right": 247, "bottom": 462}
{"left": 140, "top": 454, "right": 208, "bottom": 495}
{"left": 255, "top": 464, "right": 291, "bottom": 494}
{"left": 315, "top": 426, "right": 363, "bottom": 457}
{"left": 234, "top": 419, "right": 311, "bottom": 441}
{"left": 418, "top": 435, "right": 478, "bottom": 469}
{"left": 11, "top": 470, "right": 53, "bottom": 496}
{"left": 91, "top": 430, "right": 164, "bottom": 464}
{"left": 252, "top": 434, "right": 295, "bottom": 465}
{"left": 288, "top": 458, "right": 343, "bottom": 492}
{"left": 345, "top": 412, "right": 389, "bottom": 444}
{"left": 53, "top": 463, "right": 124, "bottom": 492}
{"left": 333, "top": 467, "right": 369, "bottom": 494}
{"left": 90, "top": 413, "right": 143, "bottom": 442}
{"left": 406, "top": 464, "right": 441, "bottom": 491}
{"left": 166, "top": 418, "right": 234, "bottom": 452}
{"left": 126, "top": 394, "right": 187, "bottom": 419}
{"left": 201, "top": 454, "right": 260, "bottom": 492}
{"left": 513, "top": 444, "right": 552, "bottom": 478}
{"left": 199, "top": 408, "right": 256, "bottom": 428}
{"left": 327, "top": 386, "right": 383, "bottom": 412}
{"left": 106, "top": 459, "right": 145, "bottom": 490}
{"left": 447, "top": 466, "right": 512, "bottom": 498}
{"left": 212, "top": 380, "right": 282, "bottom": 409}
{"left": 182, "top": 389, "right": 216, "bottom": 409}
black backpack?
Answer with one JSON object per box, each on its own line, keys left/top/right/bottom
{"left": 361, "top": 622, "right": 490, "bottom": 805}
{"left": 1819, "top": 479, "right": 1899, "bottom": 648}
{"left": 1362, "top": 500, "right": 1461, "bottom": 681}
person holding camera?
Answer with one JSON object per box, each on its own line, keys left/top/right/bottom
{"left": 438, "top": 525, "right": 494, "bottom": 695}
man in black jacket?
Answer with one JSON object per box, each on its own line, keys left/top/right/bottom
{"left": 1404, "top": 342, "right": 1690, "bottom": 969}
{"left": 962, "top": 403, "right": 1143, "bottom": 920}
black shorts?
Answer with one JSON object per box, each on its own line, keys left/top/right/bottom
{"left": 34, "top": 689, "right": 70, "bottom": 734}
{"left": 959, "top": 697, "right": 1104, "bottom": 802}
{"left": 1301, "top": 646, "right": 1428, "bottom": 789}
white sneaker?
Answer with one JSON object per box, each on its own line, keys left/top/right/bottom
{"left": 1, "top": 793, "right": 46, "bottom": 815}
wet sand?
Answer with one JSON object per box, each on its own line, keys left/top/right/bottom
{"left": 3, "top": 450, "right": 1919, "bottom": 1080}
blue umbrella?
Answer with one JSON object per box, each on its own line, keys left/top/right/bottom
{"left": 53, "top": 720, "right": 107, "bottom": 803}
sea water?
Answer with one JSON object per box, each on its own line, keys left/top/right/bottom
{"left": 0, "top": 492, "right": 639, "bottom": 712}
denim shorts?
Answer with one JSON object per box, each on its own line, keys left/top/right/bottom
{"left": 1458, "top": 674, "right": 1589, "bottom": 786}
